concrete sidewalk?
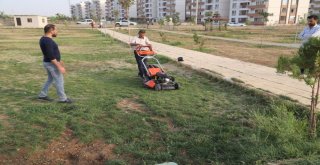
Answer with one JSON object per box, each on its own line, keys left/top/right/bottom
{"left": 99, "top": 28, "right": 311, "bottom": 105}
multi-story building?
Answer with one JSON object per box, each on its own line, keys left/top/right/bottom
{"left": 229, "top": 0, "right": 250, "bottom": 23}
{"left": 186, "top": 0, "right": 230, "bottom": 23}
{"left": 84, "top": 1, "right": 94, "bottom": 19}
{"left": 137, "top": 0, "right": 157, "bottom": 20}
{"left": 186, "top": 0, "right": 205, "bottom": 22}
{"left": 247, "top": 0, "right": 309, "bottom": 25}
{"left": 309, "top": 0, "right": 320, "bottom": 15}
{"left": 105, "top": 0, "right": 113, "bottom": 20}
{"left": 71, "top": 2, "right": 86, "bottom": 20}
{"left": 91, "top": 0, "right": 107, "bottom": 20}
{"left": 157, "top": 0, "right": 186, "bottom": 21}
{"left": 71, "top": 0, "right": 309, "bottom": 24}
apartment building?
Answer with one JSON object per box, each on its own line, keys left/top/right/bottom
{"left": 71, "top": 2, "right": 86, "bottom": 20}
{"left": 137, "top": 0, "right": 157, "bottom": 20}
{"left": 105, "top": 0, "right": 113, "bottom": 20}
{"left": 230, "top": 0, "right": 309, "bottom": 25}
{"left": 309, "top": 0, "right": 320, "bottom": 15}
{"left": 71, "top": 0, "right": 310, "bottom": 24}
{"left": 91, "top": 0, "right": 107, "bottom": 20}
{"left": 186, "top": 0, "right": 230, "bottom": 23}
{"left": 157, "top": 0, "right": 186, "bottom": 21}
{"left": 107, "top": 0, "right": 137, "bottom": 20}
{"left": 229, "top": 0, "right": 250, "bottom": 23}
{"left": 248, "top": 0, "right": 309, "bottom": 25}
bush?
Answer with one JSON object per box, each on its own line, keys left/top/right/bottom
{"left": 193, "top": 32, "right": 201, "bottom": 44}
{"left": 159, "top": 32, "right": 167, "bottom": 42}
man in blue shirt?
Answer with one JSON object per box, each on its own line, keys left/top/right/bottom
{"left": 38, "top": 24, "right": 72, "bottom": 103}
{"left": 299, "top": 15, "right": 320, "bottom": 43}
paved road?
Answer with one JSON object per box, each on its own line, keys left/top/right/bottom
{"left": 99, "top": 28, "right": 311, "bottom": 105}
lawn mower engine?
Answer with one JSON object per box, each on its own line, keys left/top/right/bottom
{"left": 144, "top": 72, "right": 179, "bottom": 91}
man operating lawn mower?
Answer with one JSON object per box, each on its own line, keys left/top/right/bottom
{"left": 130, "top": 29, "right": 152, "bottom": 78}
{"left": 130, "top": 30, "right": 179, "bottom": 91}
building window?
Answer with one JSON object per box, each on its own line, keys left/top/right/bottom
{"left": 232, "top": 10, "right": 236, "bottom": 16}
{"left": 42, "top": 18, "right": 45, "bottom": 23}
{"left": 27, "top": 18, "right": 32, "bottom": 23}
{"left": 232, "top": 3, "right": 237, "bottom": 9}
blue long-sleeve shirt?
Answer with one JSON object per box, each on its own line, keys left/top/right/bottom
{"left": 298, "top": 24, "right": 320, "bottom": 43}
{"left": 39, "top": 36, "right": 61, "bottom": 62}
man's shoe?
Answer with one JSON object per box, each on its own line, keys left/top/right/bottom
{"left": 38, "top": 96, "right": 53, "bottom": 101}
{"left": 58, "top": 98, "right": 73, "bottom": 104}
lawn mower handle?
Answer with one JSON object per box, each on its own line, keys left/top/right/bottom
{"left": 135, "top": 45, "right": 152, "bottom": 51}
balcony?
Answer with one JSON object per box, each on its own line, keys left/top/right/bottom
{"left": 191, "top": 9, "right": 205, "bottom": 12}
{"left": 248, "top": 4, "right": 266, "bottom": 9}
{"left": 247, "top": 13, "right": 262, "bottom": 18}
{"left": 191, "top": 2, "right": 205, "bottom": 5}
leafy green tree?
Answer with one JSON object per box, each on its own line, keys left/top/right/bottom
{"left": 277, "top": 38, "right": 320, "bottom": 138}
{"left": 172, "top": 12, "right": 180, "bottom": 26}
{"left": 259, "top": 11, "right": 271, "bottom": 24}
{"left": 158, "top": 19, "right": 165, "bottom": 28}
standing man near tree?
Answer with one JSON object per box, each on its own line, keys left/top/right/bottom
{"left": 38, "top": 24, "right": 72, "bottom": 103}
{"left": 299, "top": 15, "right": 320, "bottom": 43}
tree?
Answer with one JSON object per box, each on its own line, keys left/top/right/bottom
{"left": 171, "top": 12, "right": 180, "bottom": 30}
{"left": 158, "top": 19, "right": 165, "bottom": 28}
{"left": 259, "top": 11, "right": 271, "bottom": 25}
{"left": 204, "top": 11, "right": 213, "bottom": 31}
{"left": 277, "top": 38, "right": 320, "bottom": 139}
{"left": 49, "top": 13, "right": 71, "bottom": 24}
{"left": 112, "top": 10, "right": 120, "bottom": 21}
{"left": 118, "top": 0, "right": 135, "bottom": 35}
{"left": 213, "top": 12, "right": 223, "bottom": 31}
{"left": 0, "top": 11, "right": 11, "bottom": 19}
{"left": 258, "top": 12, "right": 272, "bottom": 47}
{"left": 118, "top": 0, "right": 135, "bottom": 20}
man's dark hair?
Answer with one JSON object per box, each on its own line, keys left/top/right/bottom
{"left": 44, "top": 24, "right": 56, "bottom": 33}
{"left": 138, "top": 29, "right": 146, "bottom": 34}
{"left": 308, "top": 15, "right": 319, "bottom": 20}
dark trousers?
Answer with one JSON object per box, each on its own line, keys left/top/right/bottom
{"left": 134, "top": 51, "right": 147, "bottom": 77}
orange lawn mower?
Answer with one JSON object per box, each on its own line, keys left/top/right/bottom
{"left": 135, "top": 46, "right": 180, "bottom": 91}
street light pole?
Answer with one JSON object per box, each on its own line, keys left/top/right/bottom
{"left": 68, "top": 0, "right": 73, "bottom": 21}
{"left": 195, "top": 0, "right": 199, "bottom": 24}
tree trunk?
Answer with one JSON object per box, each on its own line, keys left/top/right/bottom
{"left": 309, "top": 78, "right": 319, "bottom": 138}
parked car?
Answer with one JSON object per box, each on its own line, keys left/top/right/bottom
{"left": 76, "top": 19, "right": 93, "bottom": 25}
{"left": 115, "top": 20, "right": 137, "bottom": 27}
{"left": 227, "top": 22, "right": 246, "bottom": 27}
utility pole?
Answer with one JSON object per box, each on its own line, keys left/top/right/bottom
{"left": 195, "top": 0, "right": 199, "bottom": 24}
{"left": 68, "top": 0, "right": 72, "bottom": 21}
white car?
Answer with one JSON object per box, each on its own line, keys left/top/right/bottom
{"left": 77, "top": 19, "right": 93, "bottom": 25}
{"left": 115, "top": 20, "right": 137, "bottom": 27}
{"left": 227, "top": 22, "right": 246, "bottom": 27}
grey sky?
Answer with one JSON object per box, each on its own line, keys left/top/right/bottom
{"left": 0, "top": 0, "right": 84, "bottom": 16}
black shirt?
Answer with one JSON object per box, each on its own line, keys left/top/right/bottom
{"left": 39, "top": 36, "right": 61, "bottom": 62}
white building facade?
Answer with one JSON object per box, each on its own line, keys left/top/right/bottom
{"left": 14, "top": 15, "right": 48, "bottom": 28}
{"left": 310, "top": 0, "right": 320, "bottom": 15}
{"left": 71, "top": 0, "right": 310, "bottom": 24}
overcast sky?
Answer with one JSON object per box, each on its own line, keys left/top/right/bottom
{"left": 0, "top": 0, "right": 84, "bottom": 16}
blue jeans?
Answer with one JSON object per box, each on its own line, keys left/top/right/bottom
{"left": 38, "top": 62, "right": 67, "bottom": 101}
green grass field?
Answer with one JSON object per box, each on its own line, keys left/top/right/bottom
{"left": 0, "top": 26, "right": 320, "bottom": 164}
